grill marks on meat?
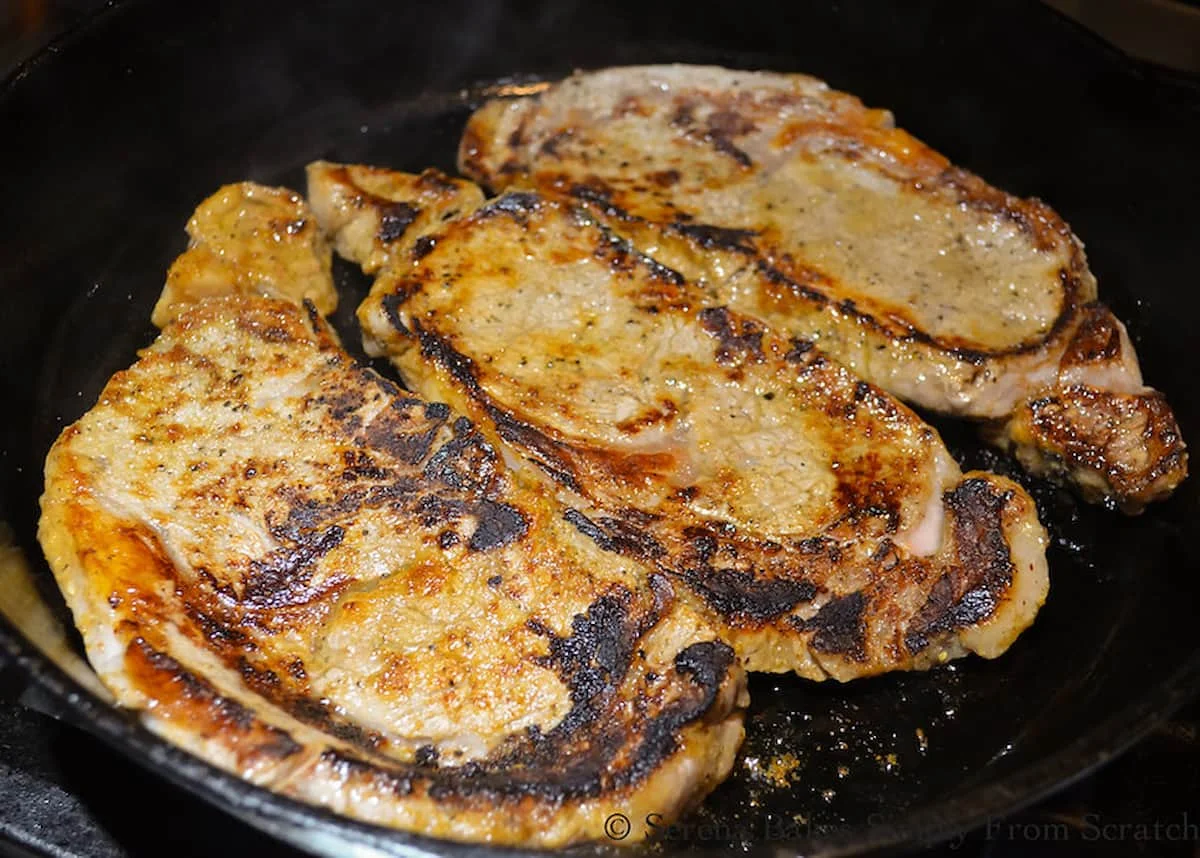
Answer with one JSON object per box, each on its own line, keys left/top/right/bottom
{"left": 457, "top": 64, "right": 1186, "bottom": 510}
{"left": 306, "top": 162, "right": 485, "bottom": 277}
{"left": 311, "top": 163, "right": 1050, "bottom": 680}
{"left": 38, "top": 297, "right": 746, "bottom": 847}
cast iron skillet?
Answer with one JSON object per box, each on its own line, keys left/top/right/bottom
{"left": 1, "top": 1, "right": 1198, "bottom": 855}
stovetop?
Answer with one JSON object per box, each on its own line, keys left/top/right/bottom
{"left": 0, "top": 653, "right": 1196, "bottom": 857}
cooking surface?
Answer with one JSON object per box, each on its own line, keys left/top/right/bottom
{"left": 1, "top": 1, "right": 1198, "bottom": 856}
{"left": 1, "top": 675, "right": 1197, "bottom": 858}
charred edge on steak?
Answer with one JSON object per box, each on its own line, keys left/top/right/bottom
{"left": 784, "top": 337, "right": 817, "bottom": 364}
{"left": 415, "top": 168, "right": 462, "bottom": 194}
{"left": 129, "top": 638, "right": 304, "bottom": 759}
{"left": 571, "top": 516, "right": 823, "bottom": 623}
{"left": 568, "top": 182, "right": 634, "bottom": 221}
{"left": 242, "top": 525, "right": 346, "bottom": 609}
{"left": 412, "top": 235, "right": 437, "bottom": 260}
{"left": 362, "top": 397, "right": 448, "bottom": 465}
{"left": 380, "top": 292, "right": 410, "bottom": 335}
{"left": 478, "top": 192, "right": 542, "bottom": 225}
{"left": 129, "top": 524, "right": 398, "bottom": 760}
{"left": 538, "top": 129, "right": 573, "bottom": 157}
{"left": 678, "top": 564, "right": 818, "bottom": 623}
{"left": 563, "top": 508, "right": 616, "bottom": 551}
{"left": 314, "top": 589, "right": 736, "bottom": 802}
{"left": 378, "top": 201, "right": 422, "bottom": 243}
{"left": 237, "top": 316, "right": 297, "bottom": 345}
{"left": 703, "top": 109, "right": 756, "bottom": 168}
{"left": 1062, "top": 302, "right": 1125, "bottom": 366}
{"left": 134, "top": 637, "right": 410, "bottom": 760}
{"left": 458, "top": 124, "right": 490, "bottom": 182}
{"left": 325, "top": 166, "right": 457, "bottom": 245}
{"left": 277, "top": 373, "right": 526, "bottom": 552}
{"left": 598, "top": 237, "right": 686, "bottom": 286}
{"left": 413, "top": 495, "right": 528, "bottom": 552}
{"left": 582, "top": 215, "right": 687, "bottom": 287}
{"left": 698, "top": 307, "right": 765, "bottom": 366}
{"left": 790, "top": 591, "right": 868, "bottom": 660}
{"left": 904, "top": 478, "right": 1015, "bottom": 653}
{"left": 1021, "top": 386, "right": 1186, "bottom": 501}
{"left": 412, "top": 319, "right": 484, "bottom": 397}
{"left": 420, "top": 415, "right": 500, "bottom": 495}
{"left": 601, "top": 513, "right": 666, "bottom": 557}
{"left": 936, "top": 167, "right": 1076, "bottom": 255}
{"left": 279, "top": 690, "right": 391, "bottom": 751}
{"left": 488, "top": 406, "right": 584, "bottom": 493}
{"left": 313, "top": 373, "right": 492, "bottom": 494}
{"left": 184, "top": 604, "right": 252, "bottom": 651}
{"left": 274, "top": 482, "right": 526, "bottom": 559}
{"left": 418, "top": 418, "right": 528, "bottom": 551}
{"left": 563, "top": 508, "right": 667, "bottom": 559}
{"left": 302, "top": 298, "right": 325, "bottom": 334}
{"left": 527, "top": 586, "right": 650, "bottom": 736}
{"left": 668, "top": 100, "right": 754, "bottom": 167}
{"left": 671, "top": 222, "right": 758, "bottom": 254}
{"left": 465, "top": 499, "right": 529, "bottom": 551}
{"left": 409, "top": 318, "right": 585, "bottom": 492}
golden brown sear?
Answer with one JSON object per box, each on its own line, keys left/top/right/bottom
{"left": 39, "top": 296, "right": 746, "bottom": 847}
{"left": 152, "top": 182, "right": 337, "bottom": 327}
{"left": 458, "top": 64, "right": 1186, "bottom": 510}
{"left": 309, "top": 161, "right": 1050, "bottom": 681}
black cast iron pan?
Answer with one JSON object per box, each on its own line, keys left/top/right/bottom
{"left": 1, "top": 1, "right": 1199, "bottom": 855}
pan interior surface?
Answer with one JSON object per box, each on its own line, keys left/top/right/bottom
{"left": 1, "top": 2, "right": 1198, "bottom": 856}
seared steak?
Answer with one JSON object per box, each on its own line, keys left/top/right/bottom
{"left": 458, "top": 64, "right": 1186, "bottom": 510}
{"left": 39, "top": 296, "right": 746, "bottom": 847}
{"left": 309, "top": 162, "right": 1049, "bottom": 680}
{"left": 50, "top": 173, "right": 746, "bottom": 847}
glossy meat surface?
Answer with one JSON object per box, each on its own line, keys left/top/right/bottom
{"left": 310, "top": 162, "right": 1050, "bottom": 681}
{"left": 39, "top": 296, "right": 746, "bottom": 847}
{"left": 459, "top": 65, "right": 1186, "bottom": 510}
{"left": 152, "top": 182, "right": 337, "bottom": 328}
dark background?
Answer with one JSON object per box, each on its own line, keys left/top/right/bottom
{"left": 0, "top": 2, "right": 1196, "bottom": 857}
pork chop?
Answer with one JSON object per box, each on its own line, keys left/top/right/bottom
{"left": 309, "top": 161, "right": 1049, "bottom": 680}
{"left": 458, "top": 64, "right": 1187, "bottom": 511}
{"left": 40, "top": 294, "right": 747, "bottom": 847}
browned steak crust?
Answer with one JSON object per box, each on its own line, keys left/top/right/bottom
{"left": 39, "top": 296, "right": 746, "bottom": 847}
{"left": 458, "top": 64, "right": 1186, "bottom": 510}
{"left": 309, "top": 163, "right": 1051, "bottom": 681}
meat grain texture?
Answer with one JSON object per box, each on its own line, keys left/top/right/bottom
{"left": 459, "top": 65, "right": 1186, "bottom": 510}
{"left": 309, "top": 161, "right": 1050, "bottom": 681}
{"left": 42, "top": 183, "right": 746, "bottom": 847}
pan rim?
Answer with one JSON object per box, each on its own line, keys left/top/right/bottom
{"left": 1, "top": 1, "right": 1199, "bottom": 856}
{"left": 3, "top": 608, "right": 1199, "bottom": 857}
